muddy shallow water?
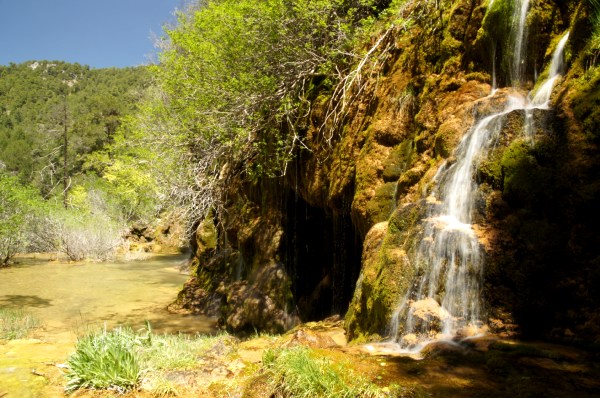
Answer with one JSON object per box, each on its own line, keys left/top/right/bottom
{"left": 0, "top": 254, "right": 215, "bottom": 336}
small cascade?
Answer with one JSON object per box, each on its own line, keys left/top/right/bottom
{"left": 528, "top": 32, "right": 570, "bottom": 108}
{"left": 511, "top": 0, "right": 530, "bottom": 85}
{"left": 521, "top": 31, "right": 570, "bottom": 141}
{"left": 383, "top": 1, "right": 570, "bottom": 351}
{"left": 387, "top": 98, "right": 525, "bottom": 350}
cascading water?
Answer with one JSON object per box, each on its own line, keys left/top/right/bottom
{"left": 529, "top": 32, "right": 570, "bottom": 108}
{"left": 523, "top": 31, "right": 570, "bottom": 141}
{"left": 384, "top": 1, "right": 570, "bottom": 352}
{"left": 511, "top": 0, "right": 530, "bottom": 85}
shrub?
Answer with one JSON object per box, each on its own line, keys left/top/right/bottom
{"left": 0, "top": 173, "right": 45, "bottom": 266}
{"left": 30, "top": 205, "right": 124, "bottom": 261}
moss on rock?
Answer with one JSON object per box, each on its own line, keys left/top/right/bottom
{"left": 345, "top": 202, "right": 424, "bottom": 340}
{"left": 382, "top": 139, "right": 414, "bottom": 182}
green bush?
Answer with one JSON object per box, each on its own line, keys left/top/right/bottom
{"left": 0, "top": 307, "right": 39, "bottom": 340}
{"left": 0, "top": 173, "right": 45, "bottom": 266}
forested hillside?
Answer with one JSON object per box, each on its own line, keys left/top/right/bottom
{"left": 0, "top": 61, "right": 150, "bottom": 192}
{"left": 0, "top": 61, "right": 177, "bottom": 265}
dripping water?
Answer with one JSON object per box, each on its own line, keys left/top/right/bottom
{"left": 491, "top": 42, "right": 498, "bottom": 93}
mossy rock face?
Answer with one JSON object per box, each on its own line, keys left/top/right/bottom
{"left": 352, "top": 133, "right": 394, "bottom": 237}
{"left": 345, "top": 203, "right": 424, "bottom": 341}
{"left": 435, "top": 121, "right": 461, "bottom": 158}
{"left": 196, "top": 216, "right": 218, "bottom": 254}
{"left": 221, "top": 262, "right": 299, "bottom": 334}
{"left": 570, "top": 67, "right": 600, "bottom": 144}
{"left": 473, "top": 0, "right": 514, "bottom": 83}
{"left": 396, "top": 163, "right": 428, "bottom": 198}
{"left": 345, "top": 222, "right": 394, "bottom": 341}
{"left": 382, "top": 139, "right": 414, "bottom": 182}
{"left": 500, "top": 138, "right": 559, "bottom": 207}
{"left": 365, "top": 182, "right": 397, "bottom": 226}
{"left": 527, "top": 0, "right": 567, "bottom": 72}
{"left": 477, "top": 150, "right": 504, "bottom": 189}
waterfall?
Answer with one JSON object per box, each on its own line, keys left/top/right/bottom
{"left": 387, "top": 98, "right": 524, "bottom": 350}
{"left": 529, "top": 32, "right": 570, "bottom": 108}
{"left": 383, "top": 2, "right": 569, "bottom": 351}
{"left": 511, "top": 0, "right": 530, "bottom": 85}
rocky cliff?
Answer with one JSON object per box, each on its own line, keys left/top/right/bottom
{"left": 172, "top": 0, "right": 600, "bottom": 345}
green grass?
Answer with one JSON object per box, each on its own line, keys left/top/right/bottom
{"left": 65, "top": 323, "right": 233, "bottom": 394}
{"left": 65, "top": 326, "right": 141, "bottom": 393}
{"left": 262, "top": 346, "right": 389, "bottom": 398}
{"left": 140, "top": 331, "right": 232, "bottom": 371}
{"left": 0, "top": 307, "right": 39, "bottom": 340}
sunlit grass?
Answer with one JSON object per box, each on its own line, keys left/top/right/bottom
{"left": 65, "top": 323, "right": 233, "bottom": 394}
{"left": 0, "top": 307, "right": 39, "bottom": 340}
{"left": 262, "top": 346, "right": 392, "bottom": 398}
{"left": 65, "top": 326, "right": 141, "bottom": 393}
{"left": 142, "top": 331, "right": 233, "bottom": 370}
{"left": 141, "top": 374, "right": 180, "bottom": 397}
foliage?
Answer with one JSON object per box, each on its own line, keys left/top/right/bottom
{"left": 1, "top": 170, "right": 126, "bottom": 264}
{"left": 262, "top": 346, "right": 388, "bottom": 398}
{"left": 82, "top": 96, "right": 180, "bottom": 225}
{"left": 65, "top": 327, "right": 142, "bottom": 393}
{"left": 0, "top": 172, "right": 45, "bottom": 265}
{"left": 65, "top": 323, "right": 234, "bottom": 394}
{"left": 152, "top": 0, "right": 387, "bottom": 230}
{"left": 588, "top": 0, "right": 600, "bottom": 64}
{"left": 29, "top": 203, "right": 124, "bottom": 261}
{"left": 0, "top": 62, "right": 150, "bottom": 196}
{"left": 0, "top": 307, "right": 39, "bottom": 340}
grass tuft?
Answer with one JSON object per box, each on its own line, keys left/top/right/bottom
{"left": 65, "top": 326, "right": 141, "bottom": 393}
{"left": 65, "top": 323, "right": 233, "bottom": 394}
{"left": 0, "top": 307, "right": 39, "bottom": 340}
{"left": 262, "top": 346, "right": 389, "bottom": 398}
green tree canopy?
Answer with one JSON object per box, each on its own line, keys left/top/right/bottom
{"left": 152, "top": 0, "right": 386, "bottom": 227}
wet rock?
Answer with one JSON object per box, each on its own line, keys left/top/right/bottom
{"left": 221, "top": 263, "right": 300, "bottom": 334}
{"left": 280, "top": 328, "right": 339, "bottom": 349}
{"left": 168, "top": 277, "right": 222, "bottom": 316}
{"left": 408, "top": 298, "right": 452, "bottom": 332}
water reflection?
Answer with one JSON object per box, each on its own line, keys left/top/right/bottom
{"left": 0, "top": 254, "right": 216, "bottom": 336}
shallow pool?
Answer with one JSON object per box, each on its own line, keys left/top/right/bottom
{"left": 0, "top": 254, "right": 216, "bottom": 336}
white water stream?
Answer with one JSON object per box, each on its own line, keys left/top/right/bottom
{"left": 383, "top": 1, "right": 569, "bottom": 352}
{"left": 512, "top": 0, "right": 530, "bottom": 85}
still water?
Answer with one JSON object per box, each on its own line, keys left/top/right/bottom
{"left": 0, "top": 254, "right": 216, "bottom": 397}
{"left": 0, "top": 254, "right": 216, "bottom": 336}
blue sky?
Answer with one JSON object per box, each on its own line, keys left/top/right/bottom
{"left": 0, "top": 0, "right": 185, "bottom": 68}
